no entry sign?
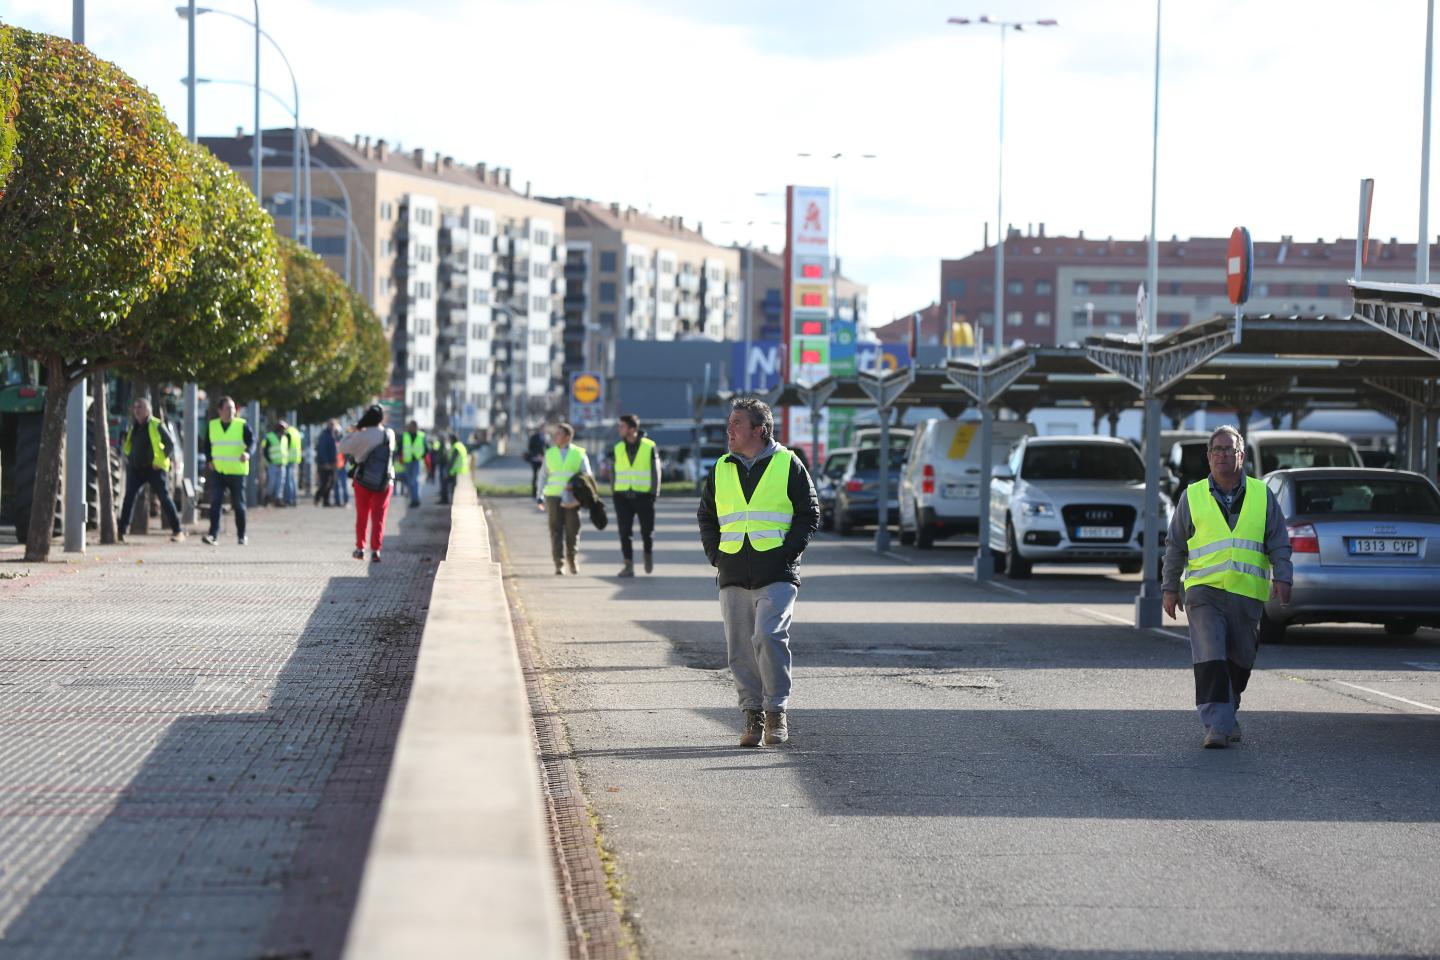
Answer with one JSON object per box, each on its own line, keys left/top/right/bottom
{"left": 1226, "top": 226, "right": 1253, "bottom": 305}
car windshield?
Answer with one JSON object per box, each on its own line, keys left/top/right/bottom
{"left": 1176, "top": 442, "right": 1209, "bottom": 480}
{"left": 1259, "top": 442, "right": 1360, "bottom": 475}
{"left": 854, "top": 448, "right": 907, "bottom": 471}
{"left": 1294, "top": 478, "right": 1440, "bottom": 516}
{"left": 855, "top": 432, "right": 912, "bottom": 451}
{"left": 1022, "top": 444, "right": 1144, "bottom": 482}
{"left": 823, "top": 454, "right": 852, "bottom": 478}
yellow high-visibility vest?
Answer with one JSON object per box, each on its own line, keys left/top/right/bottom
{"left": 714, "top": 448, "right": 794, "bottom": 554}
{"left": 263, "top": 430, "right": 287, "bottom": 464}
{"left": 285, "top": 426, "right": 303, "bottom": 464}
{"left": 209, "top": 418, "right": 248, "bottom": 476}
{"left": 543, "top": 444, "right": 585, "bottom": 497}
{"left": 613, "top": 437, "right": 656, "bottom": 493}
{"left": 449, "top": 441, "right": 469, "bottom": 476}
{"left": 122, "top": 417, "right": 170, "bottom": 471}
{"left": 1182, "top": 476, "right": 1273, "bottom": 602}
{"left": 402, "top": 430, "right": 427, "bottom": 464}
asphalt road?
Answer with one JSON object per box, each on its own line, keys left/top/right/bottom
{"left": 486, "top": 486, "right": 1440, "bottom": 960}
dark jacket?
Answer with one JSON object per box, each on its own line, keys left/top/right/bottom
{"left": 315, "top": 428, "right": 339, "bottom": 467}
{"left": 697, "top": 443, "right": 820, "bottom": 589}
{"left": 123, "top": 417, "right": 177, "bottom": 472}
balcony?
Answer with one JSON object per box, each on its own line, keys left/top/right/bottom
{"left": 563, "top": 294, "right": 587, "bottom": 312}
{"left": 493, "top": 235, "right": 511, "bottom": 255}
{"left": 678, "top": 272, "right": 700, "bottom": 292}
{"left": 564, "top": 261, "right": 588, "bottom": 279}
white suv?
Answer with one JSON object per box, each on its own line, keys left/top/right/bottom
{"left": 988, "top": 435, "right": 1170, "bottom": 579}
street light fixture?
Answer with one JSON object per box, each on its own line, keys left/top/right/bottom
{"left": 947, "top": 14, "right": 1058, "bottom": 356}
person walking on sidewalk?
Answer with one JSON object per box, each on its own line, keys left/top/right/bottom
{"left": 262, "top": 422, "right": 288, "bottom": 507}
{"left": 445, "top": 433, "right": 469, "bottom": 504}
{"left": 117, "top": 397, "right": 185, "bottom": 542}
{"left": 283, "top": 420, "right": 303, "bottom": 506}
{"left": 536, "top": 422, "right": 592, "bottom": 575}
{"left": 201, "top": 396, "right": 253, "bottom": 546}
{"left": 613, "top": 413, "right": 662, "bottom": 577}
{"left": 1163, "top": 424, "right": 1292, "bottom": 749}
{"left": 698, "top": 397, "right": 820, "bottom": 748}
{"left": 339, "top": 404, "right": 395, "bottom": 563}
{"left": 314, "top": 419, "right": 340, "bottom": 507}
{"left": 399, "top": 420, "right": 426, "bottom": 507}
{"left": 525, "top": 426, "right": 547, "bottom": 499}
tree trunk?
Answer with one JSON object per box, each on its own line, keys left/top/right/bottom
{"left": 91, "top": 373, "right": 117, "bottom": 545}
{"left": 130, "top": 378, "right": 150, "bottom": 535}
{"left": 24, "top": 356, "right": 72, "bottom": 562}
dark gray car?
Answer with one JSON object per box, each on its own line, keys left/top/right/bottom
{"left": 817, "top": 447, "right": 855, "bottom": 532}
{"left": 1260, "top": 467, "right": 1440, "bottom": 641}
{"left": 834, "top": 445, "right": 905, "bottom": 535}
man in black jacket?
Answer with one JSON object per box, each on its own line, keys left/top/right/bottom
{"left": 697, "top": 397, "right": 820, "bottom": 747}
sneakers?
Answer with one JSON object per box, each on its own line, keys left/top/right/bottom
{"left": 617, "top": 562, "right": 635, "bottom": 578}
{"left": 201, "top": 534, "right": 218, "bottom": 546}
{"left": 353, "top": 549, "right": 366, "bottom": 560}
{"left": 238, "top": 536, "right": 248, "bottom": 546}
{"left": 1228, "top": 723, "right": 1242, "bottom": 744}
{"left": 1202, "top": 729, "right": 1229, "bottom": 749}
{"left": 739, "top": 709, "right": 765, "bottom": 748}
{"left": 567, "top": 559, "right": 578, "bottom": 575}
{"left": 170, "top": 530, "right": 186, "bottom": 542}
{"left": 555, "top": 562, "right": 564, "bottom": 575}
{"left": 371, "top": 551, "right": 382, "bottom": 563}
{"left": 643, "top": 551, "right": 653, "bottom": 574}
{"left": 763, "top": 710, "right": 789, "bottom": 746}
{"left": 116, "top": 533, "right": 126, "bottom": 544}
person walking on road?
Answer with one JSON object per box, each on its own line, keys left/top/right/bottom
{"left": 536, "top": 422, "right": 592, "bottom": 575}
{"left": 339, "top": 404, "right": 395, "bottom": 563}
{"left": 399, "top": 420, "right": 426, "bottom": 508}
{"left": 445, "top": 433, "right": 469, "bottom": 504}
{"left": 262, "top": 421, "right": 288, "bottom": 507}
{"left": 698, "top": 397, "right": 820, "bottom": 748}
{"left": 117, "top": 397, "right": 185, "bottom": 542}
{"left": 525, "top": 426, "right": 547, "bottom": 499}
{"left": 613, "top": 413, "right": 662, "bottom": 577}
{"left": 283, "top": 420, "right": 303, "bottom": 506}
{"left": 314, "top": 419, "right": 340, "bottom": 507}
{"left": 1163, "top": 424, "right": 1292, "bottom": 749}
{"left": 201, "top": 396, "right": 253, "bottom": 546}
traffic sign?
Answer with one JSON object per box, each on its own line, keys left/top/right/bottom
{"left": 1226, "top": 226, "right": 1253, "bottom": 305}
{"left": 572, "top": 373, "right": 600, "bottom": 404}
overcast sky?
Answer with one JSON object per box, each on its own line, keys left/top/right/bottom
{"left": 4, "top": 0, "right": 1436, "bottom": 325}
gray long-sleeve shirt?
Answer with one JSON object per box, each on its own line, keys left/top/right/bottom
{"left": 1162, "top": 475, "right": 1293, "bottom": 594}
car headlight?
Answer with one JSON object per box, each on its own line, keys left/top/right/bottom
{"left": 1018, "top": 498, "right": 1055, "bottom": 517}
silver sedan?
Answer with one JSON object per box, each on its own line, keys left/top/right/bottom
{"left": 1261, "top": 467, "right": 1440, "bottom": 641}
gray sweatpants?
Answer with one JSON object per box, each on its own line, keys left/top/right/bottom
{"left": 719, "top": 582, "right": 798, "bottom": 712}
{"left": 1185, "top": 584, "right": 1262, "bottom": 735}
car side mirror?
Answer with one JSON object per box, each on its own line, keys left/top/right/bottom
{"left": 991, "top": 464, "right": 1014, "bottom": 481}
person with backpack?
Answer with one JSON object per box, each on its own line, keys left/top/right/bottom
{"left": 338, "top": 404, "right": 396, "bottom": 563}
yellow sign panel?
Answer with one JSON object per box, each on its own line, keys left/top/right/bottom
{"left": 573, "top": 374, "right": 601, "bottom": 404}
{"left": 946, "top": 423, "right": 978, "bottom": 460}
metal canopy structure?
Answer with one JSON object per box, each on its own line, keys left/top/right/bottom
{"left": 1350, "top": 279, "right": 1440, "bottom": 359}
{"left": 765, "top": 368, "right": 974, "bottom": 418}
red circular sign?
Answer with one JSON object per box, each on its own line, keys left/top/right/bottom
{"left": 1226, "top": 226, "right": 1253, "bottom": 305}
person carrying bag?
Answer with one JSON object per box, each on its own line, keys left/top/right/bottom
{"left": 338, "top": 404, "right": 396, "bottom": 563}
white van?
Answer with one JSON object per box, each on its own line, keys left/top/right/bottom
{"left": 898, "top": 417, "right": 1036, "bottom": 548}
{"left": 1245, "top": 430, "right": 1363, "bottom": 477}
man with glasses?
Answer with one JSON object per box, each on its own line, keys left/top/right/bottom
{"left": 1162, "top": 425, "right": 1292, "bottom": 748}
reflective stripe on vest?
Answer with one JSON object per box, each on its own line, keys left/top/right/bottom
{"left": 714, "top": 448, "right": 794, "bottom": 554}
{"left": 543, "top": 444, "right": 585, "bottom": 497}
{"left": 449, "top": 442, "right": 469, "bottom": 476}
{"left": 209, "top": 418, "right": 248, "bottom": 475}
{"left": 403, "top": 431, "right": 427, "bottom": 463}
{"left": 123, "top": 417, "right": 170, "bottom": 471}
{"left": 286, "top": 427, "right": 303, "bottom": 464}
{"left": 613, "top": 437, "right": 656, "bottom": 493}
{"left": 1182, "top": 476, "right": 1272, "bottom": 602}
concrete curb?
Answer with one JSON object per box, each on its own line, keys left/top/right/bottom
{"left": 343, "top": 475, "right": 567, "bottom": 960}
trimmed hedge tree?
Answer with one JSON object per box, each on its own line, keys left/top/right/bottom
{"left": 295, "top": 288, "right": 391, "bottom": 423}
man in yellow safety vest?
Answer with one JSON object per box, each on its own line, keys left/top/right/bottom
{"left": 536, "top": 422, "right": 592, "bottom": 575}
{"left": 117, "top": 397, "right": 184, "bottom": 542}
{"left": 262, "top": 422, "right": 288, "bottom": 507}
{"left": 400, "top": 420, "right": 427, "bottom": 507}
{"left": 612, "top": 413, "right": 662, "bottom": 577}
{"left": 202, "top": 396, "right": 254, "bottom": 546}
{"left": 697, "top": 397, "right": 820, "bottom": 748}
{"left": 1163, "top": 424, "right": 1292, "bottom": 748}
{"left": 283, "top": 421, "right": 303, "bottom": 506}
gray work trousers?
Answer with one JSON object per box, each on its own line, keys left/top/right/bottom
{"left": 545, "top": 497, "right": 580, "bottom": 565}
{"left": 719, "top": 582, "right": 798, "bottom": 712}
{"left": 1185, "top": 584, "right": 1262, "bottom": 735}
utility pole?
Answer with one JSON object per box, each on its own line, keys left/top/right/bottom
{"left": 65, "top": 0, "right": 88, "bottom": 555}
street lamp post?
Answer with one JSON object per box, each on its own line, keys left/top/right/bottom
{"left": 948, "top": 15, "right": 1058, "bottom": 356}
{"left": 66, "top": 1, "right": 87, "bottom": 554}
{"left": 1135, "top": 0, "right": 1165, "bottom": 629}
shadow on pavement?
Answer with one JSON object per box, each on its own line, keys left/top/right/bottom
{"left": 911, "top": 951, "right": 1437, "bottom": 960}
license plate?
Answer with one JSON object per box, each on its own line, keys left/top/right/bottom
{"left": 1348, "top": 537, "right": 1419, "bottom": 556}
{"left": 942, "top": 483, "right": 977, "bottom": 499}
{"left": 1076, "top": 526, "right": 1124, "bottom": 540}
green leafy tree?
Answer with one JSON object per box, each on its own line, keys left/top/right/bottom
{"left": 0, "top": 27, "right": 18, "bottom": 201}
{"left": 227, "top": 237, "right": 354, "bottom": 413}
{"left": 0, "top": 27, "right": 202, "bottom": 560}
{"left": 295, "top": 290, "right": 391, "bottom": 422}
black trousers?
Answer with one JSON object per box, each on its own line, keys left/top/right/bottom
{"left": 119, "top": 466, "right": 182, "bottom": 535}
{"left": 614, "top": 493, "right": 655, "bottom": 561}
{"left": 207, "top": 472, "right": 248, "bottom": 539}
{"left": 314, "top": 466, "right": 336, "bottom": 505}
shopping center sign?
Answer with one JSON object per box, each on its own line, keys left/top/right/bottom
{"left": 784, "top": 185, "right": 831, "bottom": 382}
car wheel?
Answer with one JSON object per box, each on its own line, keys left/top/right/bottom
{"left": 1384, "top": 621, "right": 1419, "bottom": 637}
{"left": 915, "top": 510, "right": 934, "bottom": 550}
{"left": 1258, "top": 611, "right": 1287, "bottom": 645}
{"left": 1005, "top": 520, "right": 1032, "bottom": 579}
{"left": 836, "top": 508, "right": 853, "bottom": 536}
{"left": 821, "top": 508, "right": 834, "bottom": 532}
{"left": 1117, "top": 559, "right": 1142, "bottom": 575}
{"left": 898, "top": 523, "right": 915, "bottom": 546}
{"left": 991, "top": 546, "right": 1007, "bottom": 575}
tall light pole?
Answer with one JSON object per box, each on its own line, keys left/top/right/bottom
{"left": 182, "top": 0, "right": 199, "bottom": 527}
{"left": 948, "top": 15, "right": 1058, "bottom": 356}
{"left": 1421, "top": 0, "right": 1436, "bottom": 284}
{"left": 66, "top": 1, "right": 87, "bottom": 554}
{"left": 1135, "top": 0, "right": 1164, "bottom": 629}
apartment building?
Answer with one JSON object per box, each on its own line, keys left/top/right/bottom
{"left": 555, "top": 200, "right": 741, "bottom": 384}
{"left": 925, "top": 225, "right": 1440, "bottom": 348}
{"left": 737, "top": 246, "right": 868, "bottom": 343}
{"left": 200, "top": 128, "right": 566, "bottom": 441}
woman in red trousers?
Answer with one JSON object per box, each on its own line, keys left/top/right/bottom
{"left": 337, "top": 404, "right": 396, "bottom": 562}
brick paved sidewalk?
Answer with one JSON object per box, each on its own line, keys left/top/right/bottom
{"left": 0, "top": 496, "right": 449, "bottom": 959}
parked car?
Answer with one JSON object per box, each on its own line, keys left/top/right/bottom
{"left": 988, "top": 435, "right": 1170, "bottom": 579}
{"left": 1245, "top": 429, "right": 1363, "bottom": 477}
{"left": 899, "top": 417, "right": 1035, "bottom": 549}
{"left": 1165, "top": 437, "right": 1211, "bottom": 499}
{"left": 817, "top": 447, "right": 856, "bottom": 531}
{"left": 1258, "top": 467, "right": 1440, "bottom": 641}
{"left": 851, "top": 426, "right": 914, "bottom": 452}
{"left": 834, "top": 445, "right": 906, "bottom": 535}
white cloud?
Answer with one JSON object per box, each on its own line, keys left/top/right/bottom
{"left": 4, "top": 0, "right": 1436, "bottom": 326}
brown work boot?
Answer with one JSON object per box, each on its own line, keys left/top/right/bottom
{"left": 567, "top": 558, "right": 578, "bottom": 575}
{"left": 763, "top": 710, "right": 789, "bottom": 746}
{"left": 738, "top": 709, "right": 764, "bottom": 748}
{"left": 617, "top": 561, "right": 635, "bottom": 577}
{"left": 643, "top": 550, "right": 653, "bottom": 574}
{"left": 554, "top": 561, "right": 564, "bottom": 575}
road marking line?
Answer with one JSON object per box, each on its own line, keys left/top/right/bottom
{"left": 1154, "top": 628, "right": 1189, "bottom": 641}
{"left": 985, "top": 580, "right": 1028, "bottom": 597}
{"left": 1403, "top": 661, "right": 1440, "bottom": 671}
{"left": 1330, "top": 680, "right": 1440, "bottom": 714}
{"left": 1080, "top": 607, "right": 1130, "bottom": 625}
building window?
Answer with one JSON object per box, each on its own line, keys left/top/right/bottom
{"left": 599, "top": 311, "right": 617, "bottom": 326}
{"left": 1072, "top": 309, "right": 1089, "bottom": 327}
{"left": 413, "top": 391, "right": 430, "bottom": 409}
{"left": 473, "top": 218, "right": 491, "bottom": 235}
{"left": 380, "top": 202, "right": 394, "bottom": 221}
{"left": 1006, "top": 311, "right": 1023, "bottom": 327}
{"left": 416, "top": 354, "right": 431, "bottom": 372}
{"left": 660, "top": 288, "right": 674, "bottom": 303}
{"left": 1035, "top": 311, "right": 1052, "bottom": 327}
{"left": 1317, "top": 284, "right": 1330, "bottom": 296}
{"left": 1073, "top": 281, "right": 1090, "bottom": 295}
{"left": 470, "top": 392, "right": 485, "bottom": 407}
{"left": 1105, "top": 312, "right": 1122, "bottom": 326}
{"left": 471, "top": 323, "right": 488, "bottom": 340}
{"left": 471, "top": 288, "right": 489, "bottom": 305}
{"left": 311, "top": 235, "right": 346, "bottom": 255}
{"left": 471, "top": 358, "right": 486, "bottom": 374}
{"left": 1035, "top": 279, "right": 1053, "bottom": 296}
{"left": 532, "top": 262, "right": 548, "bottom": 279}
{"left": 1106, "top": 281, "right": 1122, "bottom": 294}
{"left": 530, "top": 362, "right": 548, "bottom": 379}
{"left": 945, "top": 279, "right": 966, "bottom": 298}
{"left": 1006, "top": 279, "right": 1024, "bottom": 296}
{"left": 1255, "top": 282, "right": 1270, "bottom": 297}
{"left": 534, "top": 229, "right": 550, "bottom": 246}
{"left": 599, "top": 281, "right": 617, "bottom": 304}
{"left": 600, "top": 251, "right": 617, "bottom": 272}
{"left": 382, "top": 239, "right": 395, "bottom": 256}
{"left": 472, "top": 253, "right": 490, "bottom": 270}
{"left": 530, "top": 329, "right": 548, "bottom": 346}
{"left": 1169, "top": 281, "right": 1182, "bottom": 294}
